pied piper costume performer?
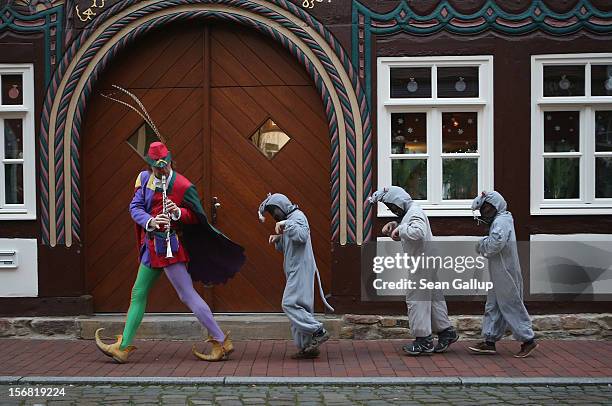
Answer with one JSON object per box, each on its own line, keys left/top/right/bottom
{"left": 369, "top": 186, "right": 458, "bottom": 355}
{"left": 95, "top": 86, "right": 245, "bottom": 363}
{"left": 469, "top": 191, "right": 537, "bottom": 358}
{"left": 258, "top": 193, "right": 334, "bottom": 358}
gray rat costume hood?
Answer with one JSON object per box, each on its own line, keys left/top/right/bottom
{"left": 258, "top": 193, "right": 299, "bottom": 222}
{"left": 367, "top": 186, "right": 413, "bottom": 212}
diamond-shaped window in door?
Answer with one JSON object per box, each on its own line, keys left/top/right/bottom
{"left": 250, "top": 119, "right": 291, "bottom": 159}
{"left": 127, "top": 122, "right": 159, "bottom": 159}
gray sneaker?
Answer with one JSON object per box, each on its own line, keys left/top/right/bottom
{"left": 402, "top": 335, "right": 434, "bottom": 356}
{"left": 305, "top": 328, "right": 329, "bottom": 352}
{"left": 434, "top": 327, "right": 459, "bottom": 353}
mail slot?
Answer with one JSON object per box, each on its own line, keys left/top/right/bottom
{"left": 0, "top": 250, "right": 18, "bottom": 268}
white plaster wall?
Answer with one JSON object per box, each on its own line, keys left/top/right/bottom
{"left": 530, "top": 234, "right": 612, "bottom": 295}
{"left": 0, "top": 238, "right": 38, "bottom": 297}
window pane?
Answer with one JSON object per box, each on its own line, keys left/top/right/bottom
{"left": 390, "top": 67, "right": 431, "bottom": 98}
{"left": 543, "top": 65, "right": 585, "bottom": 97}
{"left": 4, "top": 163, "right": 24, "bottom": 204}
{"left": 544, "top": 111, "right": 579, "bottom": 152}
{"left": 437, "top": 67, "right": 479, "bottom": 98}
{"left": 391, "top": 113, "right": 426, "bottom": 154}
{"left": 442, "top": 112, "right": 477, "bottom": 153}
{"left": 4, "top": 119, "right": 23, "bottom": 159}
{"left": 544, "top": 158, "right": 579, "bottom": 199}
{"left": 591, "top": 65, "right": 612, "bottom": 97}
{"left": 126, "top": 123, "right": 160, "bottom": 158}
{"left": 1, "top": 74, "right": 23, "bottom": 105}
{"left": 442, "top": 158, "right": 477, "bottom": 200}
{"left": 596, "top": 157, "right": 612, "bottom": 198}
{"left": 249, "top": 119, "right": 291, "bottom": 160}
{"left": 596, "top": 111, "right": 612, "bottom": 152}
{"left": 392, "top": 159, "right": 427, "bottom": 200}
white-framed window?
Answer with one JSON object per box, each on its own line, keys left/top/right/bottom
{"left": 0, "top": 64, "right": 36, "bottom": 220}
{"left": 377, "top": 56, "right": 494, "bottom": 217}
{"left": 531, "top": 54, "right": 612, "bottom": 215}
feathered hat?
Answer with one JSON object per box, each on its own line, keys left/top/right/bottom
{"left": 101, "top": 85, "right": 172, "bottom": 167}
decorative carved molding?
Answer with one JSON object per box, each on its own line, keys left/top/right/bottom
{"left": 0, "top": 3, "right": 64, "bottom": 84}
{"left": 352, "top": 0, "right": 612, "bottom": 105}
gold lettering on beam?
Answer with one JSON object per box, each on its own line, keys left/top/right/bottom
{"left": 302, "top": 0, "right": 332, "bottom": 9}
{"left": 75, "top": 0, "right": 107, "bottom": 23}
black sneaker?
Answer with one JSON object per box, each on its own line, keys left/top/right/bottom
{"left": 291, "top": 347, "right": 320, "bottom": 359}
{"left": 402, "top": 335, "right": 434, "bottom": 356}
{"left": 434, "top": 327, "right": 459, "bottom": 353}
{"left": 305, "top": 328, "right": 329, "bottom": 352}
{"left": 514, "top": 340, "right": 538, "bottom": 358}
{"left": 468, "top": 341, "right": 497, "bottom": 354}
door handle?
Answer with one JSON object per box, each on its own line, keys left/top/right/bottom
{"left": 212, "top": 196, "right": 221, "bottom": 225}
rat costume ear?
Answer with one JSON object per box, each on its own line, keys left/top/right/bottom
{"left": 367, "top": 187, "right": 390, "bottom": 205}
{"left": 258, "top": 193, "right": 272, "bottom": 223}
{"left": 471, "top": 190, "right": 488, "bottom": 211}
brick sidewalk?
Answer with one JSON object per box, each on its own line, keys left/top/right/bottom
{"left": 1, "top": 339, "right": 611, "bottom": 378}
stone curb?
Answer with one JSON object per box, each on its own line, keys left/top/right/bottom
{"left": 224, "top": 377, "right": 461, "bottom": 385}
{"left": 2, "top": 313, "right": 611, "bottom": 340}
{"left": 1, "top": 376, "right": 611, "bottom": 386}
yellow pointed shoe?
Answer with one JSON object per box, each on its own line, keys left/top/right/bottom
{"left": 94, "top": 328, "right": 135, "bottom": 364}
{"left": 192, "top": 331, "right": 233, "bottom": 362}
{"left": 221, "top": 331, "right": 234, "bottom": 356}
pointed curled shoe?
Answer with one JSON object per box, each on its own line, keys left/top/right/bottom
{"left": 192, "top": 331, "right": 233, "bottom": 362}
{"left": 94, "top": 328, "right": 135, "bottom": 364}
{"left": 221, "top": 331, "right": 234, "bottom": 356}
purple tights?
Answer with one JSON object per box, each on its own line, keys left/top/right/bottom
{"left": 164, "top": 262, "right": 225, "bottom": 342}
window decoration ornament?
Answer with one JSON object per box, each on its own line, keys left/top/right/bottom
{"left": 559, "top": 75, "right": 571, "bottom": 90}
{"left": 8, "top": 85, "right": 20, "bottom": 100}
{"left": 454, "top": 77, "right": 466, "bottom": 92}
{"left": 406, "top": 78, "right": 418, "bottom": 93}
{"left": 605, "top": 72, "right": 612, "bottom": 92}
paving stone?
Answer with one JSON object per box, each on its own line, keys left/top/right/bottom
{"left": 3, "top": 384, "right": 612, "bottom": 404}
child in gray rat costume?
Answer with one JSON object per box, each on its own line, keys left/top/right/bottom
{"left": 369, "top": 186, "right": 458, "bottom": 355}
{"left": 258, "top": 193, "right": 334, "bottom": 359}
{"left": 468, "top": 191, "right": 538, "bottom": 358}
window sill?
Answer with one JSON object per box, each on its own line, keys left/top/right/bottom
{"left": 531, "top": 206, "right": 612, "bottom": 216}
{"left": 0, "top": 212, "right": 36, "bottom": 220}
{"left": 378, "top": 207, "right": 475, "bottom": 217}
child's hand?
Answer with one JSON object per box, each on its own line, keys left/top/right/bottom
{"left": 275, "top": 220, "right": 286, "bottom": 234}
{"left": 390, "top": 226, "right": 401, "bottom": 241}
{"left": 269, "top": 234, "right": 281, "bottom": 244}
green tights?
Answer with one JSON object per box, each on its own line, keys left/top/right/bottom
{"left": 120, "top": 263, "right": 161, "bottom": 350}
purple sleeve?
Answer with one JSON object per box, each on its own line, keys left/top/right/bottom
{"left": 129, "top": 175, "right": 152, "bottom": 229}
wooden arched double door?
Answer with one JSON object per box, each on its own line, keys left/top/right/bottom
{"left": 82, "top": 22, "right": 331, "bottom": 312}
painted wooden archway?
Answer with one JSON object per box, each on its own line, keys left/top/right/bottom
{"left": 39, "top": 0, "right": 374, "bottom": 247}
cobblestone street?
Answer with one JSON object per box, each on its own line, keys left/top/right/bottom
{"left": 2, "top": 383, "right": 612, "bottom": 405}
